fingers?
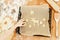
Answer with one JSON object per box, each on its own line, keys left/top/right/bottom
{"left": 16, "top": 19, "right": 26, "bottom": 28}
{"left": 7, "top": 19, "right": 26, "bottom": 33}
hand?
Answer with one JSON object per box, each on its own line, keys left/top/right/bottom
{"left": 0, "top": 19, "right": 25, "bottom": 40}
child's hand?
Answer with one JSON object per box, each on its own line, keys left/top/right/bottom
{"left": 0, "top": 19, "right": 25, "bottom": 40}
